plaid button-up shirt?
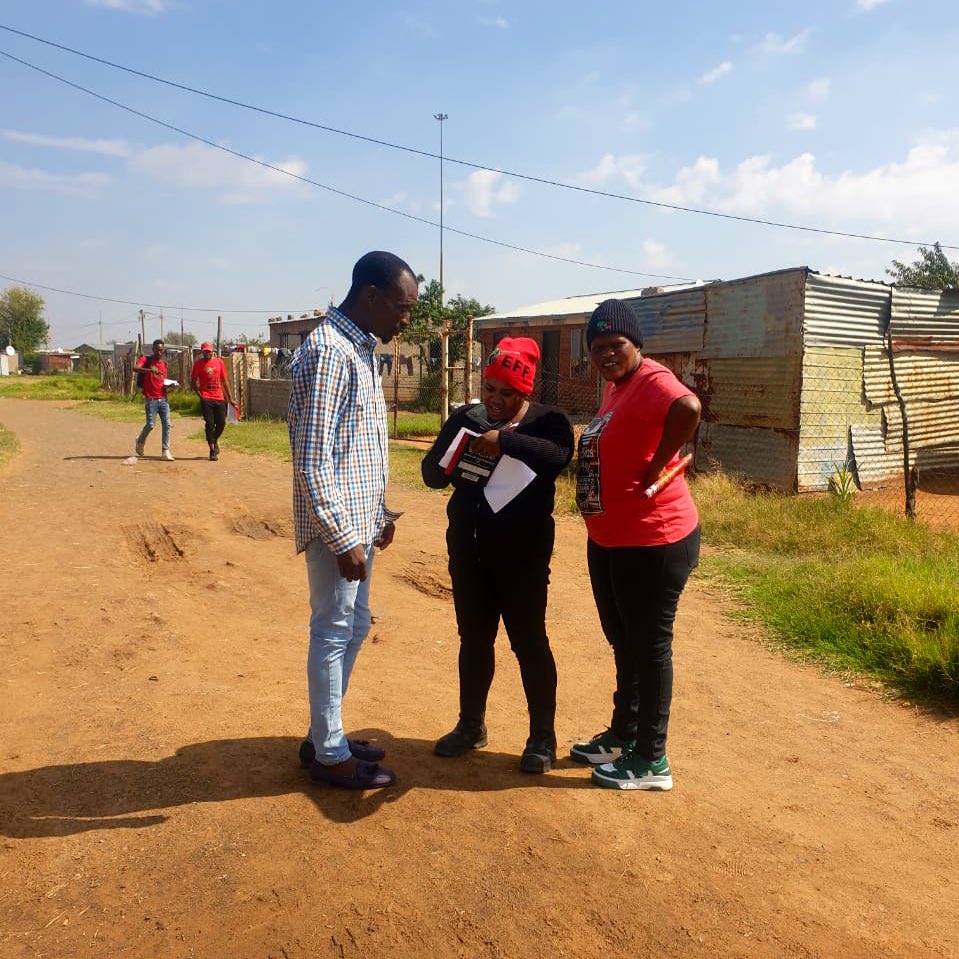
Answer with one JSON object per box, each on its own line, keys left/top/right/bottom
{"left": 288, "top": 307, "right": 393, "bottom": 554}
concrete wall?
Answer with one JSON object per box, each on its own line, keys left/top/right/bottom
{"left": 246, "top": 378, "right": 292, "bottom": 421}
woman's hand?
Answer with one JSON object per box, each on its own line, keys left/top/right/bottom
{"left": 471, "top": 429, "right": 501, "bottom": 457}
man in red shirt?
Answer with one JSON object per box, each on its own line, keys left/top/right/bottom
{"left": 190, "top": 342, "right": 237, "bottom": 461}
{"left": 134, "top": 339, "right": 174, "bottom": 461}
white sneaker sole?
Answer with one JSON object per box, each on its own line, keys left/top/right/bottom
{"left": 591, "top": 768, "right": 673, "bottom": 791}
{"left": 569, "top": 747, "right": 625, "bottom": 765}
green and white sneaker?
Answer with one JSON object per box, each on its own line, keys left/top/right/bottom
{"left": 570, "top": 729, "right": 635, "bottom": 765}
{"left": 591, "top": 752, "right": 673, "bottom": 791}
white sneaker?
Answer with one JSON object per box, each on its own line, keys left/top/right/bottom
{"left": 161, "top": 449, "right": 175, "bottom": 461}
{"left": 135, "top": 438, "right": 145, "bottom": 457}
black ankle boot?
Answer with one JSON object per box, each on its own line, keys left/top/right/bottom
{"left": 434, "top": 722, "right": 488, "bottom": 757}
{"left": 519, "top": 734, "right": 557, "bottom": 773}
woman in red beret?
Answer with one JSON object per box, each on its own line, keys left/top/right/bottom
{"left": 422, "top": 336, "right": 574, "bottom": 773}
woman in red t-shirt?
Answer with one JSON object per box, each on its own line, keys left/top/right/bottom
{"left": 190, "top": 343, "right": 237, "bottom": 461}
{"left": 571, "top": 299, "right": 701, "bottom": 792}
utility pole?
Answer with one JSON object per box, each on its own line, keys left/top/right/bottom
{"left": 216, "top": 316, "right": 223, "bottom": 354}
{"left": 433, "top": 113, "right": 448, "bottom": 307}
{"left": 139, "top": 309, "right": 146, "bottom": 351}
{"left": 98, "top": 311, "right": 103, "bottom": 347}
{"left": 159, "top": 309, "right": 164, "bottom": 340}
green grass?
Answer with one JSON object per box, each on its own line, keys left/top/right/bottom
{"left": 0, "top": 373, "right": 106, "bottom": 401}
{"left": 692, "top": 473, "right": 959, "bottom": 702}
{"left": 0, "top": 423, "right": 19, "bottom": 467}
{"left": 0, "top": 373, "right": 201, "bottom": 417}
{"left": 387, "top": 410, "right": 440, "bottom": 438}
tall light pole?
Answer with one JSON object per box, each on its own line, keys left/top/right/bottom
{"left": 433, "top": 112, "right": 448, "bottom": 306}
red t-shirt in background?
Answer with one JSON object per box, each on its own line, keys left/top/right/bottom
{"left": 577, "top": 357, "right": 699, "bottom": 547}
{"left": 191, "top": 356, "right": 228, "bottom": 401}
{"left": 135, "top": 356, "right": 167, "bottom": 400}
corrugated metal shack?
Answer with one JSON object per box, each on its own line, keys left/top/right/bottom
{"left": 474, "top": 267, "right": 959, "bottom": 492}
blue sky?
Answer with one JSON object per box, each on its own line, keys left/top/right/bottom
{"left": 1, "top": 0, "right": 957, "bottom": 347}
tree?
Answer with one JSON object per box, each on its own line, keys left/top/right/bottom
{"left": 238, "top": 332, "right": 267, "bottom": 349}
{"left": 407, "top": 276, "right": 494, "bottom": 364}
{"left": 0, "top": 287, "right": 49, "bottom": 353}
{"left": 886, "top": 242, "right": 959, "bottom": 290}
{"left": 164, "top": 331, "right": 197, "bottom": 347}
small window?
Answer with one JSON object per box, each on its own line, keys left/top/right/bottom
{"left": 570, "top": 327, "right": 589, "bottom": 378}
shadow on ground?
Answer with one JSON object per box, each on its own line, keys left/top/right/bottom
{"left": 0, "top": 732, "right": 591, "bottom": 838}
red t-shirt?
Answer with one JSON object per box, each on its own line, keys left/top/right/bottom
{"left": 191, "top": 356, "right": 228, "bottom": 401}
{"left": 577, "top": 358, "right": 698, "bottom": 547}
{"left": 135, "top": 356, "right": 167, "bottom": 400}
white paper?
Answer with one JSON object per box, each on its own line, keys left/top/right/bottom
{"left": 438, "top": 426, "right": 480, "bottom": 469}
{"left": 226, "top": 404, "right": 239, "bottom": 424}
{"left": 163, "top": 378, "right": 179, "bottom": 387}
{"left": 483, "top": 455, "right": 536, "bottom": 513}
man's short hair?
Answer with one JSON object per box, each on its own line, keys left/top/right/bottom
{"left": 349, "top": 251, "right": 415, "bottom": 295}
{"left": 152, "top": 339, "right": 164, "bottom": 348}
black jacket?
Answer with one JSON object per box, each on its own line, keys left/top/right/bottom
{"left": 422, "top": 402, "right": 574, "bottom": 550}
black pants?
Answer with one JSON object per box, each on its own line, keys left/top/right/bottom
{"left": 448, "top": 527, "right": 557, "bottom": 742}
{"left": 586, "top": 525, "right": 700, "bottom": 761}
{"left": 200, "top": 399, "right": 227, "bottom": 446}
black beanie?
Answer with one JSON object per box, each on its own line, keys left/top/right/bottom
{"left": 586, "top": 299, "right": 644, "bottom": 348}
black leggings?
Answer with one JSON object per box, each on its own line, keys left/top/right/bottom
{"left": 448, "top": 529, "right": 557, "bottom": 741}
{"left": 586, "top": 525, "right": 700, "bottom": 761}
{"left": 200, "top": 399, "right": 227, "bottom": 446}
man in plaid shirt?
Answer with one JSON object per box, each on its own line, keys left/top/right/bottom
{"left": 289, "top": 251, "right": 417, "bottom": 790}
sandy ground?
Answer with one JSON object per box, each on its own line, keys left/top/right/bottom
{"left": 0, "top": 397, "right": 957, "bottom": 959}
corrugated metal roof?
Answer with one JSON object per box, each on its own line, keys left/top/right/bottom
{"left": 863, "top": 346, "right": 959, "bottom": 406}
{"left": 803, "top": 273, "right": 890, "bottom": 347}
{"left": 882, "top": 399, "right": 959, "bottom": 449}
{"left": 474, "top": 284, "right": 703, "bottom": 325}
{"left": 850, "top": 424, "right": 900, "bottom": 487}
{"left": 695, "top": 422, "right": 798, "bottom": 490}
{"left": 625, "top": 289, "right": 706, "bottom": 353}
{"left": 889, "top": 287, "right": 959, "bottom": 341}
{"left": 706, "top": 355, "right": 800, "bottom": 429}
{"left": 702, "top": 268, "right": 806, "bottom": 358}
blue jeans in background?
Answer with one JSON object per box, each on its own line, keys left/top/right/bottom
{"left": 305, "top": 539, "right": 376, "bottom": 765}
{"left": 138, "top": 398, "right": 171, "bottom": 451}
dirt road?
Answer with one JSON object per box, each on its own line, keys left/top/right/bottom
{"left": 1, "top": 398, "right": 957, "bottom": 959}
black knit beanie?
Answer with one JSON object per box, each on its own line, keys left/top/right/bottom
{"left": 586, "top": 299, "right": 644, "bottom": 348}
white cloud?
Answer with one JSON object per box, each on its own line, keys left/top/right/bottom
{"left": 541, "top": 242, "right": 583, "bottom": 259}
{"left": 478, "top": 16, "right": 509, "bottom": 28}
{"left": 856, "top": 0, "right": 891, "bottom": 10}
{"left": 577, "top": 153, "right": 647, "bottom": 190}
{"left": 2, "top": 130, "right": 131, "bottom": 157}
{"left": 0, "top": 161, "right": 111, "bottom": 198}
{"left": 807, "top": 78, "right": 831, "bottom": 100}
{"left": 787, "top": 112, "right": 817, "bottom": 131}
{"left": 646, "top": 131, "right": 959, "bottom": 235}
{"left": 379, "top": 191, "right": 408, "bottom": 208}
{"left": 699, "top": 61, "right": 734, "bottom": 85}
{"left": 755, "top": 29, "right": 811, "bottom": 55}
{"left": 641, "top": 239, "right": 671, "bottom": 268}
{"left": 84, "top": 0, "right": 170, "bottom": 14}
{"left": 461, "top": 170, "right": 521, "bottom": 217}
{"left": 129, "top": 143, "right": 306, "bottom": 203}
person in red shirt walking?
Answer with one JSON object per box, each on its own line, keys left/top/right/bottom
{"left": 190, "top": 343, "right": 237, "bottom": 461}
{"left": 571, "top": 299, "right": 701, "bottom": 792}
{"left": 134, "top": 339, "right": 174, "bottom": 461}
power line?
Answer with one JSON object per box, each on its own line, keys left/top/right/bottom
{"left": 0, "top": 48, "right": 696, "bottom": 282}
{"left": 1, "top": 22, "right": 954, "bottom": 251}
{"left": 0, "top": 271, "right": 308, "bottom": 314}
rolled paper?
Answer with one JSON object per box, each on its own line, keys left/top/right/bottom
{"left": 643, "top": 452, "right": 693, "bottom": 499}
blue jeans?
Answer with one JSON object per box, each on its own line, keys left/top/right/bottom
{"left": 138, "top": 398, "right": 171, "bottom": 450}
{"left": 305, "top": 539, "right": 376, "bottom": 765}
